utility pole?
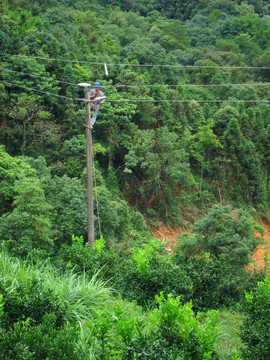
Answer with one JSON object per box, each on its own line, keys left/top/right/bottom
{"left": 78, "top": 83, "right": 94, "bottom": 248}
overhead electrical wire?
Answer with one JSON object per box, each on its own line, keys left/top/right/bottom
{"left": 0, "top": 80, "right": 75, "bottom": 101}
{"left": 1, "top": 80, "right": 269, "bottom": 104}
{"left": 1, "top": 52, "right": 270, "bottom": 70}
{"left": 109, "top": 83, "right": 270, "bottom": 88}
{"left": 1, "top": 66, "right": 270, "bottom": 89}
{"left": 105, "top": 99, "right": 270, "bottom": 103}
{"left": 0, "top": 66, "right": 77, "bottom": 86}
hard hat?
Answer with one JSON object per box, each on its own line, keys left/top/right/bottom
{"left": 94, "top": 82, "right": 100, "bottom": 87}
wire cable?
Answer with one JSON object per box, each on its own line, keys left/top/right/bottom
{"left": 109, "top": 83, "right": 270, "bottom": 88}
{"left": 1, "top": 80, "right": 269, "bottom": 103}
{"left": 1, "top": 66, "right": 270, "bottom": 89}
{"left": 0, "top": 66, "right": 77, "bottom": 86}
{"left": 1, "top": 52, "right": 270, "bottom": 70}
{"left": 0, "top": 80, "right": 75, "bottom": 101}
{"left": 105, "top": 98, "right": 270, "bottom": 103}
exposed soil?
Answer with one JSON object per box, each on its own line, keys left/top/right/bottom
{"left": 249, "top": 220, "right": 270, "bottom": 273}
{"left": 152, "top": 224, "right": 190, "bottom": 253}
{"left": 152, "top": 220, "right": 270, "bottom": 273}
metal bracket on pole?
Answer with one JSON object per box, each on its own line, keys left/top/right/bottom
{"left": 78, "top": 83, "right": 91, "bottom": 92}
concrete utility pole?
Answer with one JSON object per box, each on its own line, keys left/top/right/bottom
{"left": 78, "top": 83, "right": 94, "bottom": 247}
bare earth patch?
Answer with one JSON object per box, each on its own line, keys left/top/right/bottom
{"left": 152, "top": 224, "right": 190, "bottom": 253}
{"left": 249, "top": 220, "right": 270, "bottom": 274}
{"left": 152, "top": 220, "right": 270, "bottom": 273}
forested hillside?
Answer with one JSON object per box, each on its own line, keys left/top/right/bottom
{"left": 1, "top": 1, "right": 270, "bottom": 359}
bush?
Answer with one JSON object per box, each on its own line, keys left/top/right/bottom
{"left": 0, "top": 314, "right": 80, "bottom": 360}
{"left": 178, "top": 204, "right": 261, "bottom": 271}
{"left": 0, "top": 270, "right": 81, "bottom": 359}
{"left": 240, "top": 278, "right": 270, "bottom": 360}
{"left": 124, "top": 293, "right": 220, "bottom": 359}
{"left": 56, "top": 235, "right": 119, "bottom": 281}
{"left": 116, "top": 240, "right": 193, "bottom": 308}
{"left": 179, "top": 254, "right": 244, "bottom": 311}
{"left": 0, "top": 279, "right": 66, "bottom": 330}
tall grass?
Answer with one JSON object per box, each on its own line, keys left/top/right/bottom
{"left": 0, "top": 251, "right": 114, "bottom": 359}
{"left": 216, "top": 310, "right": 243, "bottom": 360}
{"left": 0, "top": 251, "right": 144, "bottom": 359}
{"left": 0, "top": 251, "right": 111, "bottom": 322}
{"left": 1, "top": 251, "right": 244, "bottom": 359}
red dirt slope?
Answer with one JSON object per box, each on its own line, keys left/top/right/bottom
{"left": 152, "top": 220, "right": 270, "bottom": 273}
{"left": 250, "top": 220, "right": 270, "bottom": 273}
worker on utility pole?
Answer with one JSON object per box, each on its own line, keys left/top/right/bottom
{"left": 89, "top": 82, "right": 105, "bottom": 129}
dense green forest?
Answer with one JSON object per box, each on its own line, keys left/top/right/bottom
{"left": 1, "top": 0, "right": 270, "bottom": 359}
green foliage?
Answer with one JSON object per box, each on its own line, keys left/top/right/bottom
{"left": 125, "top": 293, "right": 220, "bottom": 360}
{"left": 0, "top": 176, "right": 53, "bottom": 257}
{"left": 178, "top": 204, "right": 261, "bottom": 270}
{"left": 125, "top": 126, "right": 193, "bottom": 222}
{"left": 221, "top": 117, "right": 265, "bottom": 205}
{"left": 0, "top": 146, "right": 36, "bottom": 215}
{"left": 0, "top": 279, "right": 66, "bottom": 330}
{"left": 117, "top": 240, "right": 193, "bottom": 308}
{"left": 0, "top": 315, "right": 81, "bottom": 360}
{"left": 8, "top": 94, "right": 58, "bottom": 156}
{"left": 0, "top": 250, "right": 115, "bottom": 359}
{"left": 1, "top": 3, "right": 270, "bottom": 358}
{"left": 44, "top": 174, "right": 88, "bottom": 247}
{"left": 175, "top": 254, "right": 244, "bottom": 311}
{"left": 240, "top": 278, "right": 270, "bottom": 360}
{"left": 57, "top": 235, "right": 119, "bottom": 280}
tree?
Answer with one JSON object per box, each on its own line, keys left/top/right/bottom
{"left": 240, "top": 278, "right": 270, "bottom": 360}
{"left": 44, "top": 175, "right": 88, "bottom": 247}
{"left": 179, "top": 204, "right": 262, "bottom": 271}
{"left": 0, "top": 146, "right": 36, "bottom": 216}
{"left": 9, "top": 94, "right": 60, "bottom": 156}
{"left": 213, "top": 105, "right": 240, "bottom": 137}
{"left": 190, "top": 124, "right": 221, "bottom": 193}
{"left": 0, "top": 176, "right": 53, "bottom": 257}
{"left": 263, "top": 125, "right": 270, "bottom": 197}
{"left": 125, "top": 126, "right": 192, "bottom": 222}
{"left": 1, "top": 56, "right": 60, "bottom": 106}
{"left": 125, "top": 292, "right": 220, "bottom": 359}
{"left": 222, "top": 117, "right": 265, "bottom": 204}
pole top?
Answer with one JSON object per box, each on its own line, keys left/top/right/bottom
{"left": 78, "top": 83, "right": 91, "bottom": 91}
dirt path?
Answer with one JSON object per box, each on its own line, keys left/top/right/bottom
{"left": 152, "top": 220, "right": 270, "bottom": 272}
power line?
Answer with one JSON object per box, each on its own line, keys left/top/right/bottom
{"left": 0, "top": 80, "right": 75, "bottom": 101}
{"left": 105, "top": 99, "right": 269, "bottom": 103}
{"left": 1, "top": 80, "right": 269, "bottom": 103}
{"left": 1, "top": 52, "right": 270, "bottom": 70}
{"left": 110, "top": 83, "right": 270, "bottom": 88}
{"left": 0, "top": 66, "right": 77, "bottom": 86}
{"left": 1, "top": 66, "right": 270, "bottom": 89}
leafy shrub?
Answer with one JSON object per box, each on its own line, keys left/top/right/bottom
{"left": 0, "top": 314, "right": 81, "bottom": 360}
{"left": 124, "top": 293, "right": 220, "bottom": 360}
{"left": 0, "top": 268, "right": 81, "bottom": 359}
{"left": 116, "top": 240, "right": 193, "bottom": 307}
{"left": 178, "top": 204, "right": 261, "bottom": 271}
{"left": 178, "top": 254, "right": 244, "bottom": 311}
{"left": 0, "top": 176, "right": 53, "bottom": 257}
{"left": 56, "top": 235, "right": 119, "bottom": 281}
{"left": 0, "top": 279, "right": 66, "bottom": 330}
{"left": 0, "top": 250, "right": 115, "bottom": 359}
{"left": 240, "top": 278, "right": 270, "bottom": 360}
